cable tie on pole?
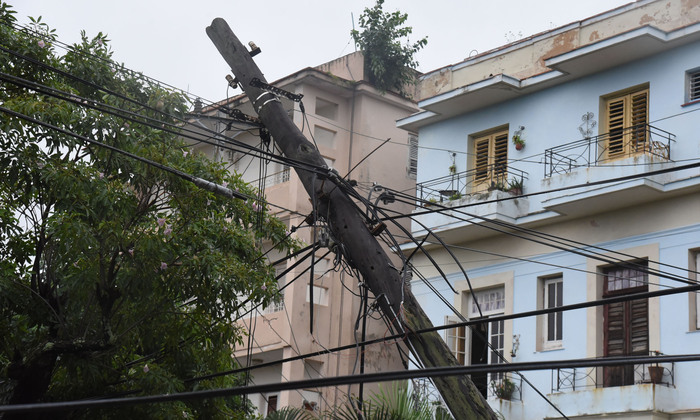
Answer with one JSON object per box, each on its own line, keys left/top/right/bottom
{"left": 253, "top": 91, "right": 280, "bottom": 112}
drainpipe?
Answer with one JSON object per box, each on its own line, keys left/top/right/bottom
{"left": 347, "top": 84, "right": 357, "bottom": 177}
{"left": 346, "top": 57, "right": 357, "bottom": 177}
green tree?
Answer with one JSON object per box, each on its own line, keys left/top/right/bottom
{"left": 0, "top": 3, "right": 297, "bottom": 418}
{"left": 351, "top": 0, "right": 427, "bottom": 94}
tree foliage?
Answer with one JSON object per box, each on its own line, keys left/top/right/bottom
{"left": 0, "top": 3, "right": 297, "bottom": 418}
{"left": 351, "top": 0, "right": 427, "bottom": 95}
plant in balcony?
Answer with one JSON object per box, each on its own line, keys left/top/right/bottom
{"left": 448, "top": 163, "right": 457, "bottom": 175}
{"left": 491, "top": 377, "right": 516, "bottom": 400}
{"left": 648, "top": 350, "right": 664, "bottom": 384}
{"left": 449, "top": 192, "right": 462, "bottom": 201}
{"left": 507, "top": 178, "right": 523, "bottom": 196}
{"left": 489, "top": 181, "right": 507, "bottom": 192}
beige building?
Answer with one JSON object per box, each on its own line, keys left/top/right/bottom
{"left": 189, "top": 52, "right": 419, "bottom": 415}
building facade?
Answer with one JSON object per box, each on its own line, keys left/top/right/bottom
{"left": 398, "top": 0, "right": 700, "bottom": 418}
{"left": 189, "top": 52, "right": 418, "bottom": 415}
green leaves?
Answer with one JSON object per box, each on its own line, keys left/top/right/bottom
{"left": 0, "top": 2, "right": 297, "bottom": 417}
{"left": 351, "top": 0, "right": 427, "bottom": 95}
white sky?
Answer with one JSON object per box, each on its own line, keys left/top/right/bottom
{"left": 11, "top": 0, "right": 633, "bottom": 103}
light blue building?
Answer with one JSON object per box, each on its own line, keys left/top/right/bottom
{"left": 398, "top": 1, "right": 700, "bottom": 418}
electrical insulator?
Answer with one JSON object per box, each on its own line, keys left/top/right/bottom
{"left": 248, "top": 41, "right": 261, "bottom": 57}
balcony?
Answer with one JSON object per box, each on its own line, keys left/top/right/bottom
{"left": 488, "top": 372, "right": 523, "bottom": 401}
{"left": 547, "top": 359, "right": 678, "bottom": 418}
{"left": 416, "top": 164, "right": 528, "bottom": 204}
{"left": 551, "top": 360, "right": 675, "bottom": 392}
{"left": 544, "top": 124, "right": 675, "bottom": 178}
{"left": 263, "top": 166, "right": 291, "bottom": 188}
{"left": 409, "top": 164, "right": 530, "bottom": 240}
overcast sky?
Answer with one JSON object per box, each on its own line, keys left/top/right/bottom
{"left": 11, "top": 0, "right": 633, "bottom": 103}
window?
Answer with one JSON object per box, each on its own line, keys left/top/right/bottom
{"left": 264, "top": 164, "right": 291, "bottom": 187}
{"left": 470, "top": 288, "right": 505, "bottom": 317}
{"left": 603, "top": 87, "right": 649, "bottom": 160}
{"left": 602, "top": 262, "right": 648, "bottom": 387}
{"left": 315, "top": 98, "right": 338, "bottom": 120}
{"left": 470, "top": 288, "right": 505, "bottom": 397}
{"left": 696, "top": 251, "right": 700, "bottom": 330}
{"left": 407, "top": 133, "right": 418, "bottom": 179}
{"left": 262, "top": 265, "right": 286, "bottom": 314}
{"left": 446, "top": 287, "right": 506, "bottom": 398}
{"left": 690, "top": 250, "right": 700, "bottom": 331}
{"left": 313, "top": 125, "right": 336, "bottom": 149}
{"left": 306, "top": 284, "right": 329, "bottom": 306}
{"left": 472, "top": 129, "right": 508, "bottom": 191}
{"left": 687, "top": 69, "right": 700, "bottom": 103}
{"left": 266, "top": 394, "right": 278, "bottom": 414}
{"left": 539, "top": 276, "right": 563, "bottom": 350}
{"left": 446, "top": 316, "right": 467, "bottom": 365}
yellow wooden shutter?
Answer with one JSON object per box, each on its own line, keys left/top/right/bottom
{"left": 474, "top": 137, "right": 490, "bottom": 182}
{"left": 493, "top": 132, "right": 508, "bottom": 180}
{"left": 473, "top": 130, "right": 509, "bottom": 191}
{"left": 606, "top": 96, "right": 626, "bottom": 158}
{"left": 605, "top": 88, "right": 649, "bottom": 159}
{"left": 629, "top": 90, "right": 648, "bottom": 152}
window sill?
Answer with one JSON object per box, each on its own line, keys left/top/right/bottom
{"left": 537, "top": 343, "right": 564, "bottom": 352}
{"left": 681, "top": 98, "right": 700, "bottom": 107}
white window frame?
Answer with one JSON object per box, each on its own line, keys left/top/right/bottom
{"left": 686, "top": 68, "right": 700, "bottom": 103}
{"left": 306, "top": 284, "right": 329, "bottom": 306}
{"left": 543, "top": 277, "right": 563, "bottom": 350}
{"left": 690, "top": 249, "right": 700, "bottom": 331}
{"left": 445, "top": 315, "right": 467, "bottom": 365}
{"left": 407, "top": 133, "right": 418, "bottom": 179}
{"left": 470, "top": 287, "right": 505, "bottom": 317}
{"left": 696, "top": 251, "right": 700, "bottom": 330}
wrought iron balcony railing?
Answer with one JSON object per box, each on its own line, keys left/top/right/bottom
{"left": 551, "top": 358, "right": 675, "bottom": 393}
{"left": 488, "top": 372, "right": 523, "bottom": 401}
{"left": 416, "top": 163, "right": 528, "bottom": 204}
{"left": 544, "top": 124, "right": 675, "bottom": 177}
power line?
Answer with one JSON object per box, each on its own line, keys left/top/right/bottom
{"left": 4, "top": 353, "right": 700, "bottom": 414}
{"left": 0, "top": 72, "right": 313, "bottom": 219}
{"left": 0, "top": 105, "right": 246, "bottom": 201}
{"left": 0, "top": 66, "right": 328, "bottom": 180}
{"left": 181, "top": 282, "right": 700, "bottom": 386}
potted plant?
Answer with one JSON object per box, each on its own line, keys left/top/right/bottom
{"left": 491, "top": 377, "right": 516, "bottom": 400}
{"left": 449, "top": 192, "right": 462, "bottom": 201}
{"left": 512, "top": 125, "right": 526, "bottom": 150}
{"left": 507, "top": 178, "right": 524, "bottom": 195}
{"left": 448, "top": 163, "right": 457, "bottom": 175}
{"left": 648, "top": 350, "right": 664, "bottom": 384}
{"left": 512, "top": 134, "right": 525, "bottom": 150}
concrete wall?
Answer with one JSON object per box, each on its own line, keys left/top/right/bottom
{"left": 418, "top": 0, "right": 700, "bottom": 100}
{"left": 414, "top": 40, "right": 700, "bottom": 215}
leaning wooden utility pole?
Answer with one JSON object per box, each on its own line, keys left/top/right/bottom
{"left": 207, "top": 18, "right": 498, "bottom": 419}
